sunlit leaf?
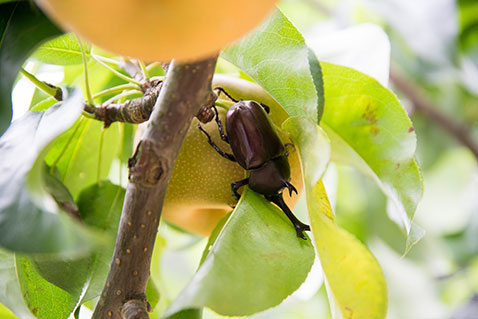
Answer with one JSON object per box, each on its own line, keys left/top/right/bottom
{"left": 165, "top": 190, "right": 315, "bottom": 317}
{"left": 222, "top": 9, "right": 323, "bottom": 123}
{"left": 0, "top": 250, "right": 34, "bottom": 319}
{"left": 32, "top": 33, "right": 90, "bottom": 65}
{"left": 285, "top": 115, "right": 387, "bottom": 318}
{"left": 458, "top": 0, "right": 478, "bottom": 52}
{"left": 16, "top": 256, "right": 77, "bottom": 319}
{"left": 308, "top": 182, "right": 388, "bottom": 319}
{"left": 0, "top": 303, "right": 18, "bottom": 319}
{"left": 0, "top": 91, "right": 96, "bottom": 254}
{"left": 320, "top": 62, "right": 423, "bottom": 247}
{"left": 0, "top": 1, "right": 61, "bottom": 135}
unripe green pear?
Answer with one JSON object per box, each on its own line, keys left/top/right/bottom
{"left": 161, "top": 75, "right": 303, "bottom": 236}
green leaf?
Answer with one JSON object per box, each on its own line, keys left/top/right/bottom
{"left": 0, "top": 0, "right": 25, "bottom": 3}
{"left": 308, "top": 182, "right": 388, "bottom": 319}
{"left": 44, "top": 119, "right": 121, "bottom": 198}
{"left": 146, "top": 280, "right": 160, "bottom": 311}
{"left": 165, "top": 190, "right": 315, "bottom": 317}
{"left": 31, "top": 255, "right": 91, "bottom": 298}
{"left": 26, "top": 183, "right": 125, "bottom": 317}
{"left": 43, "top": 165, "right": 81, "bottom": 219}
{"left": 0, "top": 250, "right": 34, "bottom": 319}
{"left": 0, "top": 91, "right": 96, "bottom": 254}
{"left": 168, "top": 309, "right": 202, "bottom": 319}
{"left": 77, "top": 182, "right": 125, "bottom": 302}
{"left": 0, "top": 303, "right": 18, "bottom": 319}
{"left": 457, "top": 0, "right": 478, "bottom": 52}
{"left": 222, "top": 9, "right": 323, "bottom": 123}
{"left": 282, "top": 116, "right": 330, "bottom": 190}
{"left": 32, "top": 33, "right": 90, "bottom": 65}
{"left": 16, "top": 256, "right": 77, "bottom": 319}
{"left": 0, "top": 1, "right": 61, "bottom": 135}
{"left": 320, "top": 62, "right": 423, "bottom": 246}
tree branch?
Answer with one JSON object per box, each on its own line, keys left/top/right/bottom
{"left": 84, "top": 80, "right": 163, "bottom": 127}
{"left": 92, "top": 56, "right": 218, "bottom": 319}
{"left": 390, "top": 69, "right": 478, "bottom": 159}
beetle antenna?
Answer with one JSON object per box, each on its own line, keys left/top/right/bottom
{"left": 214, "top": 86, "right": 239, "bottom": 103}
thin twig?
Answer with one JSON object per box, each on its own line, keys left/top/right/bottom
{"left": 390, "top": 69, "right": 478, "bottom": 159}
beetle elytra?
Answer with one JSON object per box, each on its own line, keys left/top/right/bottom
{"left": 198, "top": 87, "right": 310, "bottom": 239}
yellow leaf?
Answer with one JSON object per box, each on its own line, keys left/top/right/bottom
{"left": 308, "top": 180, "right": 388, "bottom": 319}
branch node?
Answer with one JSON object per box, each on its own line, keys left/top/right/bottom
{"left": 128, "top": 141, "right": 163, "bottom": 186}
{"left": 120, "top": 299, "right": 149, "bottom": 319}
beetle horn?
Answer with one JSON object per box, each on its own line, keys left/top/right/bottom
{"left": 283, "top": 180, "right": 298, "bottom": 197}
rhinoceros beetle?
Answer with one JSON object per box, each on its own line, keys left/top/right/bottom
{"left": 197, "top": 87, "right": 310, "bottom": 240}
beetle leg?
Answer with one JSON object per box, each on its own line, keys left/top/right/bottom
{"left": 284, "top": 143, "right": 296, "bottom": 157}
{"left": 283, "top": 180, "right": 298, "bottom": 197}
{"left": 266, "top": 194, "right": 310, "bottom": 240}
{"left": 231, "top": 178, "right": 249, "bottom": 200}
{"left": 197, "top": 123, "right": 236, "bottom": 162}
{"left": 214, "top": 86, "right": 239, "bottom": 103}
{"left": 212, "top": 105, "right": 229, "bottom": 143}
{"left": 259, "top": 103, "right": 270, "bottom": 114}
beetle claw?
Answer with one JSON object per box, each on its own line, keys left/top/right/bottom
{"left": 259, "top": 103, "right": 270, "bottom": 114}
{"left": 297, "top": 231, "right": 307, "bottom": 240}
{"left": 283, "top": 181, "right": 298, "bottom": 197}
{"left": 295, "top": 224, "right": 311, "bottom": 240}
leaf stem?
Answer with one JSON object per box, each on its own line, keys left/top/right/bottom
{"left": 93, "top": 54, "right": 121, "bottom": 66}
{"left": 97, "top": 127, "right": 105, "bottom": 185}
{"left": 78, "top": 37, "right": 95, "bottom": 106}
{"left": 118, "top": 124, "right": 125, "bottom": 183}
{"left": 146, "top": 62, "right": 162, "bottom": 71}
{"left": 102, "top": 90, "right": 142, "bottom": 106}
{"left": 93, "top": 84, "right": 140, "bottom": 100}
{"left": 91, "top": 54, "right": 142, "bottom": 86}
{"left": 19, "top": 68, "right": 62, "bottom": 100}
{"left": 139, "top": 60, "right": 149, "bottom": 80}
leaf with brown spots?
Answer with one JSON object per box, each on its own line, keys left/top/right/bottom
{"left": 16, "top": 257, "right": 77, "bottom": 319}
{"left": 320, "top": 62, "right": 424, "bottom": 252}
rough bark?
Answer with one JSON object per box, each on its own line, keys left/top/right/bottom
{"left": 92, "top": 56, "right": 218, "bottom": 319}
